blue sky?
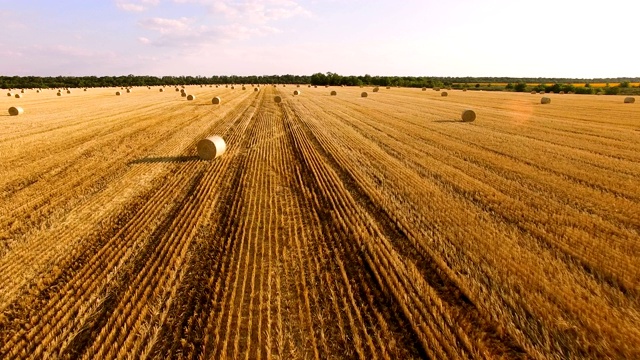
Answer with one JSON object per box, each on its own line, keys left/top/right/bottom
{"left": 0, "top": 0, "right": 638, "bottom": 77}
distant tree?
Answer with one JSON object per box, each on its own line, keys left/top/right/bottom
{"left": 475, "top": 83, "right": 480, "bottom": 88}
{"left": 619, "top": 81, "right": 630, "bottom": 88}
{"left": 514, "top": 82, "right": 527, "bottom": 92}
{"left": 505, "top": 83, "right": 514, "bottom": 90}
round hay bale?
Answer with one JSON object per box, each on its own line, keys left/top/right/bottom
{"left": 180, "top": 88, "right": 185, "bottom": 93}
{"left": 181, "top": 92, "right": 187, "bottom": 97}
{"left": 361, "top": 92, "right": 368, "bottom": 98}
{"left": 624, "top": 97, "right": 635, "bottom": 103}
{"left": 21, "top": 89, "right": 25, "bottom": 93}
{"left": 373, "top": 87, "right": 379, "bottom": 92}
{"left": 36, "top": 90, "right": 41, "bottom": 93}
{"left": 254, "top": 87, "right": 259, "bottom": 92}
{"left": 15, "top": 94, "right": 22, "bottom": 98}
{"left": 197, "top": 135, "right": 226, "bottom": 160}
{"left": 463, "top": 88, "right": 467, "bottom": 92}
{"left": 330, "top": 90, "right": 337, "bottom": 96}
{"left": 231, "top": 86, "right": 235, "bottom": 89}
{"left": 57, "top": 92, "right": 62, "bottom": 96}
{"left": 559, "top": 91, "right": 565, "bottom": 94}
{"left": 422, "top": 87, "right": 427, "bottom": 91}
{"left": 274, "top": 96, "right": 282, "bottom": 103}
{"left": 297, "top": 84, "right": 300, "bottom": 88}
{"left": 66, "top": 90, "right": 71, "bottom": 94}
{"left": 175, "top": 88, "right": 180, "bottom": 92}
{"left": 325, "top": 85, "right": 329, "bottom": 88}
{"left": 212, "top": 96, "right": 221, "bottom": 104}
{"left": 293, "top": 90, "right": 301, "bottom": 96}
{"left": 434, "top": 87, "right": 440, "bottom": 91}
{"left": 441, "top": 91, "right": 448, "bottom": 97}
{"left": 8, "top": 106, "right": 24, "bottom": 116}
{"left": 242, "top": 86, "right": 246, "bottom": 90}
{"left": 541, "top": 97, "right": 551, "bottom": 104}
{"left": 531, "top": 90, "right": 537, "bottom": 94}
{"left": 159, "top": 88, "right": 165, "bottom": 92}
{"left": 126, "top": 89, "right": 132, "bottom": 93}
{"left": 314, "top": 85, "right": 317, "bottom": 88}
{"left": 225, "top": 85, "right": 229, "bottom": 88}
{"left": 461, "top": 109, "right": 476, "bottom": 122}
{"left": 187, "top": 94, "right": 196, "bottom": 100}
{"left": 84, "top": 88, "right": 87, "bottom": 91}
{"left": 116, "top": 91, "right": 121, "bottom": 96}
{"left": 7, "top": 92, "right": 12, "bottom": 97}
{"left": 386, "top": 86, "right": 391, "bottom": 89}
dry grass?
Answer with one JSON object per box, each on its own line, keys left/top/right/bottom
{"left": 0, "top": 86, "right": 639, "bottom": 359}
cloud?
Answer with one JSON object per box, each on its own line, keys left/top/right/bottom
{"left": 138, "top": 37, "right": 151, "bottom": 44}
{"left": 139, "top": 17, "right": 194, "bottom": 34}
{"left": 172, "top": 0, "right": 311, "bottom": 23}
{"left": 143, "top": 23, "right": 280, "bottom": 47}
{"left": 115, "top": 0, "right": 159, "bottom": 12}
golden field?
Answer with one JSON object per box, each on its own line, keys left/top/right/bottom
{"left": 1, "top": 85, "right": 639, "bottom": 359}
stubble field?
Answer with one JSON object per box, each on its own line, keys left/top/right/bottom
{"left": 1, "top": 85, "right": 639, "bottom": 359}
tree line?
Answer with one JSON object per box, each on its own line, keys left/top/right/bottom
{"left": 1, "top": 73, "right": 638, "bottom": 91}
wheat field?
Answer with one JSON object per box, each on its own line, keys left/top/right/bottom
{"left": 1, "top": 86, "right": 639, "bottom": 359}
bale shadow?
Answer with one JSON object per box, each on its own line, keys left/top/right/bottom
{"left": 128, "top": 155, "right": 200, "bottom": 165}
{"left": 432, "top": 119, "right": 461, "bottom": 123}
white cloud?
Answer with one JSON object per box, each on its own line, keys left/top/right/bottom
{"left": 138, "top": 37, "right": 151, "bottom": 44}
{"left": 172, "top": 0, "right": 311, "bottom": 23}
{"left": 115, "top": 0, "right": 159, "bottom": 12}
{"left": 139, "top": 17, "right": 194, "bottom": 34}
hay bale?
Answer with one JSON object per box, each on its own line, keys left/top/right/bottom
{"left": 325, "top": 85, "right": 329, "bottom": 88}
{"left": 559, "top": 91, "right": 565, "bottom": 94}
{"left": 126, "top": 89, "right": 132, "bottom": 93}
{"left": 116, "top": 91, "right": 121, "bottom": 95}
{"left": 36, "top": 90, "right": 41, "bottom": 93}
{"left": 531, "top": 91, "right": 536, "bottom": 94}
{"left": 21, "top": 89, "right": 25, "bottom": 93}
{"left": 463, "top": 88, "right": 467, "bottom": 92}
{"left": 541, "top": 97, "right": 551, "bottom": 104}
{"left": 6, "top": 92, "right": 12, "bottom": 97}
{"left": 330, "top": 90, "right": 337, "bottom": 96}
{"left": 187, "top": 94, "right": 196, "bottom": 100}
{"left": 422, "top": 87, "right": 427, "bottom": 91}
{"left": 15, "top": 94, "right": 22, "bottom": 98}
{"left": 386, "top": 86, "right": 391, "bottom": 89}
{"left": 373, "top": 87, "right": 379, "bottom": 92}
{"left": 361, "top": 92, "right": 368, "bottom": 98}
{"left": 274, "top": 96, "right": 282, "bottom": 103}
{"left": 181, "top": 92, "right": 187, "bottom": 97}
{"left": 84, "top": 88, "right": 87, "bottom": 91}
{"left": 57, "top": 92, "right": 62, "bottom": 96}
{"left": 8, "top": 106, "right": 24, "bottom": 116}
{"left": 159, "top": 88, "right": 165, "bottom": 92}
{"left": 624, "top": 97, "right": 635, "bottom": 103}
{"left": 297, "top": 84, "right": 300, "bottom": 87}
{"left": 197, "top": 135, "right": 226, "bottom": 160}
{"left": 175, "top": 88, "right": 180, "bottom": 92}
{"left": 212, "top": 96, "right": 221, "bottom": 104}
{"left": 254, "top": 87, "right": 259, "bottom": 92}
{"left": 231, "top": 86, "right": 235, "bottom": 89}
{"left": 293, "top": 90, "right": 301, "bottom": 96}
{"left": 441, "top": 91, "right": 448, "bottom": 97}
{"left": 434, "top": 87, "right": 440, "bottom": 91}
{"left": 461, "top": 109, "right": 476, "bottom": 122}
{"left": 242, "top": 86, "right": 246, "bottom": 90}
{"left": 67, "top": 90, "right": 71, "bottom": 94}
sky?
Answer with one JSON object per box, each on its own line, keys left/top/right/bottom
{"left": 0, "top": 0, "right": 638, "bottom": 78}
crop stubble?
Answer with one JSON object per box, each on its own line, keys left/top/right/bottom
{"left": 0, "top": 86, "right": 639, "bottom": 359}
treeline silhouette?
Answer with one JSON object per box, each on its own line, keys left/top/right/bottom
{"left": 1, "top": 73, "right": 638, "bottom": 90}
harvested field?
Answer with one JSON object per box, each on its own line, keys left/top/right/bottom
{"left": 0, "top": 86, "right": 639, "bottom": 359}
